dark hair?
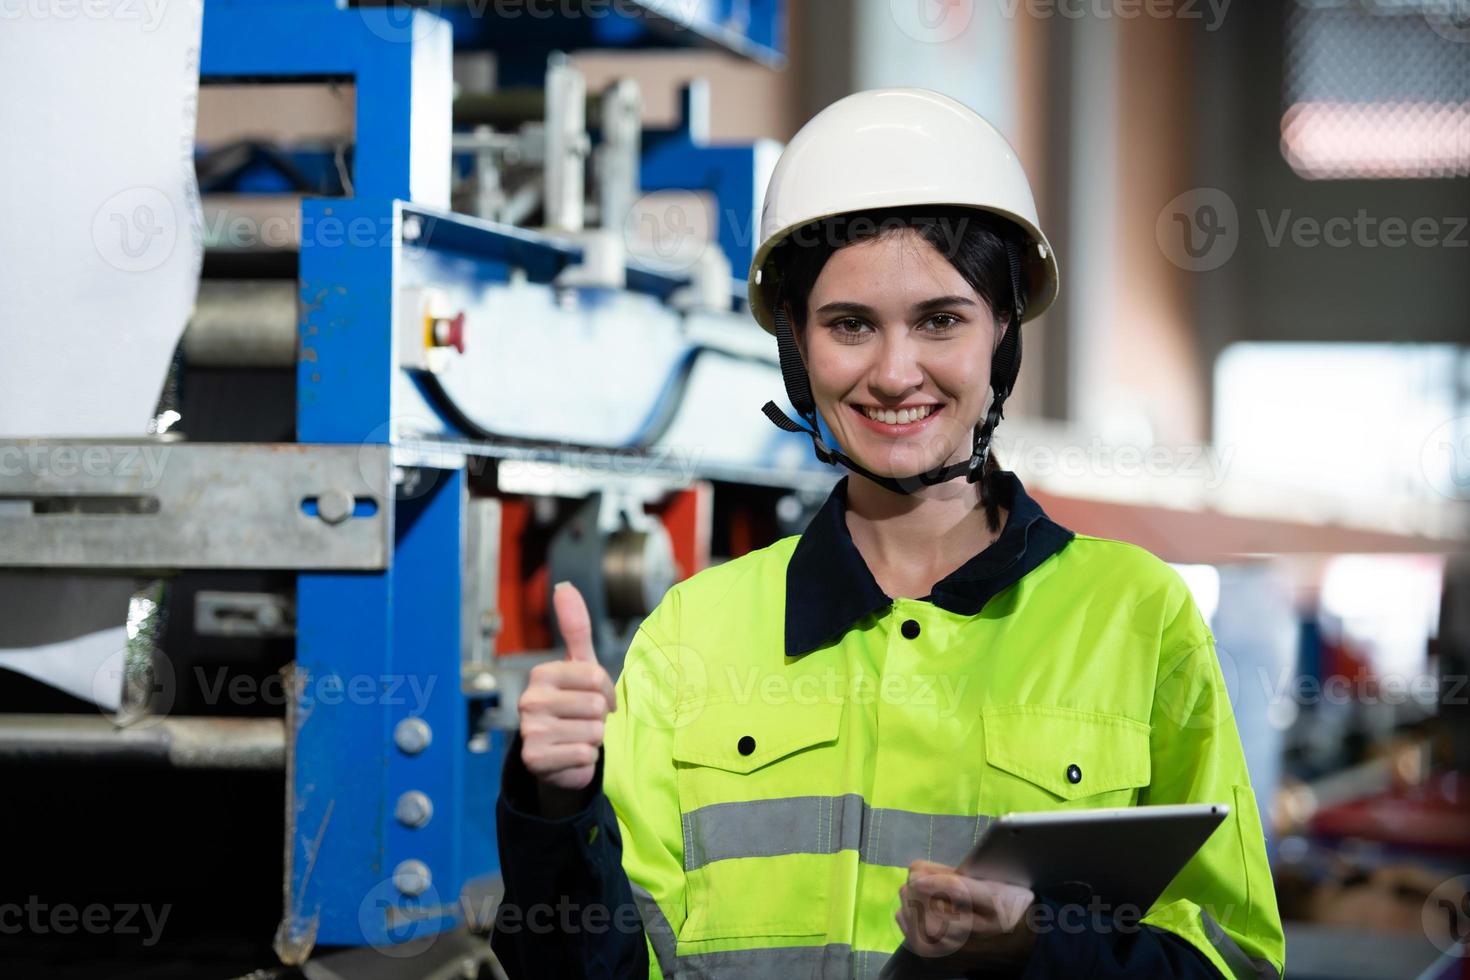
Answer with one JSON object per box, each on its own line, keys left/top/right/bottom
{"left": 765, "top": 206, "right": 1029, "bottom": 531}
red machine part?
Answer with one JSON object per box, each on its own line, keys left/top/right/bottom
{"left": 494, "top": 484, "right": 714, "bottom": 657}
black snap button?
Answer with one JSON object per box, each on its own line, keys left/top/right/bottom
{"left": 737, "top": 735, "right": 756, "bottom": 756}
{"left": 900, "top": 619, "right": 921, "bottom": 640}
{"left": 1066, "top": 763, "right": 1082, "bottom": 785}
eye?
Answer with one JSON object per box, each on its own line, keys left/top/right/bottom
{"left": 827, "top": 317, "right": 872, "bottom": 341}
{"left": 922, "top": 313, "right": 962, "bottom": 333}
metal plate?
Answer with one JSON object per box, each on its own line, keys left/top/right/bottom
{"left": 0, "top": 442, "right": 391, "bottom": 571}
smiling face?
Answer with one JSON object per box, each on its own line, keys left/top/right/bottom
{"left": 792, "top": 228, "right": 1006, "bottom": 483}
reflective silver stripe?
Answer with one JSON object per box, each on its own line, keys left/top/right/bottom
{"left": 630, "top": 882, "right": 678, "bottom": 979}
{"left": 854, "top": 947, "right": 891, "bottom": 980}
{"left": 1199, "top": 909, "right": 1280, "bottom": 980}
{"left": 681, "top": 794, "right": 991, "bottom": 872}
{"left": 860, "top": 804, "right": 991, "bottom": 870}
{"left": 677, "top": 941, "right": 861, "bottom": 979}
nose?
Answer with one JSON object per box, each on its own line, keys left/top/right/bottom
{"left": 870, "top": 330, "right": 925, "bottom": 398}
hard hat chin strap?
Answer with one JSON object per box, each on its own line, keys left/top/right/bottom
{"left": 760, "top": 239, "right": 1026, "bottom": 497}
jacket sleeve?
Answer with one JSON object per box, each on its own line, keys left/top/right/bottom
{"left": 1134, "top": 593, "right": 1287, "bottom": 980}
{"left": 491, "top": 734, "right": 649, "bottom": 979}
{"left": 600, "top": 612, "right": 690, "bottom": 978}
{"left": 491, "top": 609, "right": 688, "bottom": 980}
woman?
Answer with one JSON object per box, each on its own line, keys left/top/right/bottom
{"left": 492, "top": 89, "right": 1285, "bottom": 980}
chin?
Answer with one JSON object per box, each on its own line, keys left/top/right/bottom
{"left": 848, "top": 446, "right": 949, "bottom": 480}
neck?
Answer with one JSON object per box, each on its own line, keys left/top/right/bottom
{"left": 843, "top": 470, "right": 1008, "bottom": 599}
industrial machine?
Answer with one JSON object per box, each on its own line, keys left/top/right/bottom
{"left": 0, "top": 1, "right": 823, "bottom": 973}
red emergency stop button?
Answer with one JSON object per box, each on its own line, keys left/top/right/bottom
{"left": 432, "top": 311, "right": 466, "bottom": 354}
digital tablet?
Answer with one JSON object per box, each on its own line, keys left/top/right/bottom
{"left": 881, "top": 803, "right": 1228, "bottom": 978}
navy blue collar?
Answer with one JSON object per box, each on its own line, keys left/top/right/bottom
{"left": 784, "top": 470, "right": 1075, "bottom": 657}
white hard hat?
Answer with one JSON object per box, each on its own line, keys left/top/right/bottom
{"left": 748, "top": 88, "right": 1059, "bottom": 334}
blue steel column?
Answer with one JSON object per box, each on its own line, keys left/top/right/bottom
{"left": 286, "top": 196, "right": 400, "bottom": 953}
{"left": 291, "top": 198, "right": 503, "bottom": 952}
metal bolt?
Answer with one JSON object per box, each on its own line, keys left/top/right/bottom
{"left": 316, "top": 488, "right": 354, "bottom": 526}
{"left": 393, "top": 859, "right": 432, "bottom": 897}
{"left": 462, "top": 667, "right": 498, "bottom": 696}
{"left": 255, "top": 603, "right": 282, "bottom": 632}
{"left": 395, "top": 791, "right": 434, "bottom": 828}
{"left": 393, "top": 717, "right": 432, "bottom": 755}
{"left": 402, "top": 215, "right": 423, "bottom": 242}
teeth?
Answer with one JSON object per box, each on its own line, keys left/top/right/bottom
{"left": 862, "top": 405, "right": 934, "bottom": 424}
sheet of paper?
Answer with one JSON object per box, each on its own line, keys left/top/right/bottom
{"left": 0, "top": 0, "right": 205, "bottom": 709}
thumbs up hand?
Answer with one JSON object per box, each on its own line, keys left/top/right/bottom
{"left": 518, "top": 582, "right": 618, "bottom": 814}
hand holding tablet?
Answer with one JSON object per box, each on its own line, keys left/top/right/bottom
{"left": 883, "top": 803, "right": 1229, "bottom": 979}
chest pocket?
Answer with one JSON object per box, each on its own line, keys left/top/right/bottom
{"left": 671, "top": 697, "right": 846, "bottom": 943}
{"left": 672, "top": 695, "right": 846, "bottom": 819}
{"left": 982, "top": 705, "right": 1151, "bottom": 812}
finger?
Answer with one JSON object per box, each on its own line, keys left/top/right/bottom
{"left": 907, "top": 859, "right": 956, "bottom": 880}
{"left": 520, "top": 716, "right": 606, "bottom": 746}
{"left": 909, "top": 873, "right": 973, "bottom": 916}
{"left": 898, "top": 883, "right": 969, "bottom": 956}
{"left": 522, "top": 687, "right": 613, "bottom": 720}
{"left": 521, "top": 740, "right": 600, "bottom": 775}
{"left": 531, "top": 660, "right": 615, "bottom": 696}
{"left": 553, "top": 581, "right": 598, "bottom": 665}
{"left": 541, "top": 763, "right": 596, "bottom": 793}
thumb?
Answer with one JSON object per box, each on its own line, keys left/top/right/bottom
{"left": 553, "top": 581, "right": 597, "bottom": 664}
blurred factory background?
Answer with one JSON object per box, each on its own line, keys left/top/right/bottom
{"left": 1, "top": 1, "right": 1467, "bottom": 978}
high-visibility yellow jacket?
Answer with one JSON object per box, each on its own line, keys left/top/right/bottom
{"left": 496, "top": 470, "right": 1286, "bottom": 980}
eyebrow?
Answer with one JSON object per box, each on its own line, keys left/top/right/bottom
{"left": 814, "top": 295, "right": 978, "bottom": 317}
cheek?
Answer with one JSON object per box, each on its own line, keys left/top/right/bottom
{"left": 803, "top": 338, "right": 863, "bottom": 396}
{"left": 939, "top": 345, "right": 993, "bottom": 399}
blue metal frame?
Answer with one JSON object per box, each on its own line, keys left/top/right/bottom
{"left": 202, "top": 0, "right": 452, "bottom": 208}
{"left": 443, "top": 0, "right": 786, "bottom": 81}
{"left": 199, "top": 0, "right": 783, "bottom": 954}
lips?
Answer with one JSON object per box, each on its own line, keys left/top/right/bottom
{"left": 847, "top": 401, "right": 945, "bottom": 436}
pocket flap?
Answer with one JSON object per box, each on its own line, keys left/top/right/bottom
{"left": 983, "top": 705, "right": 1151, "bottom": 801}
{"left": 673, "top": 697, "right": 843, "bottom": 775}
